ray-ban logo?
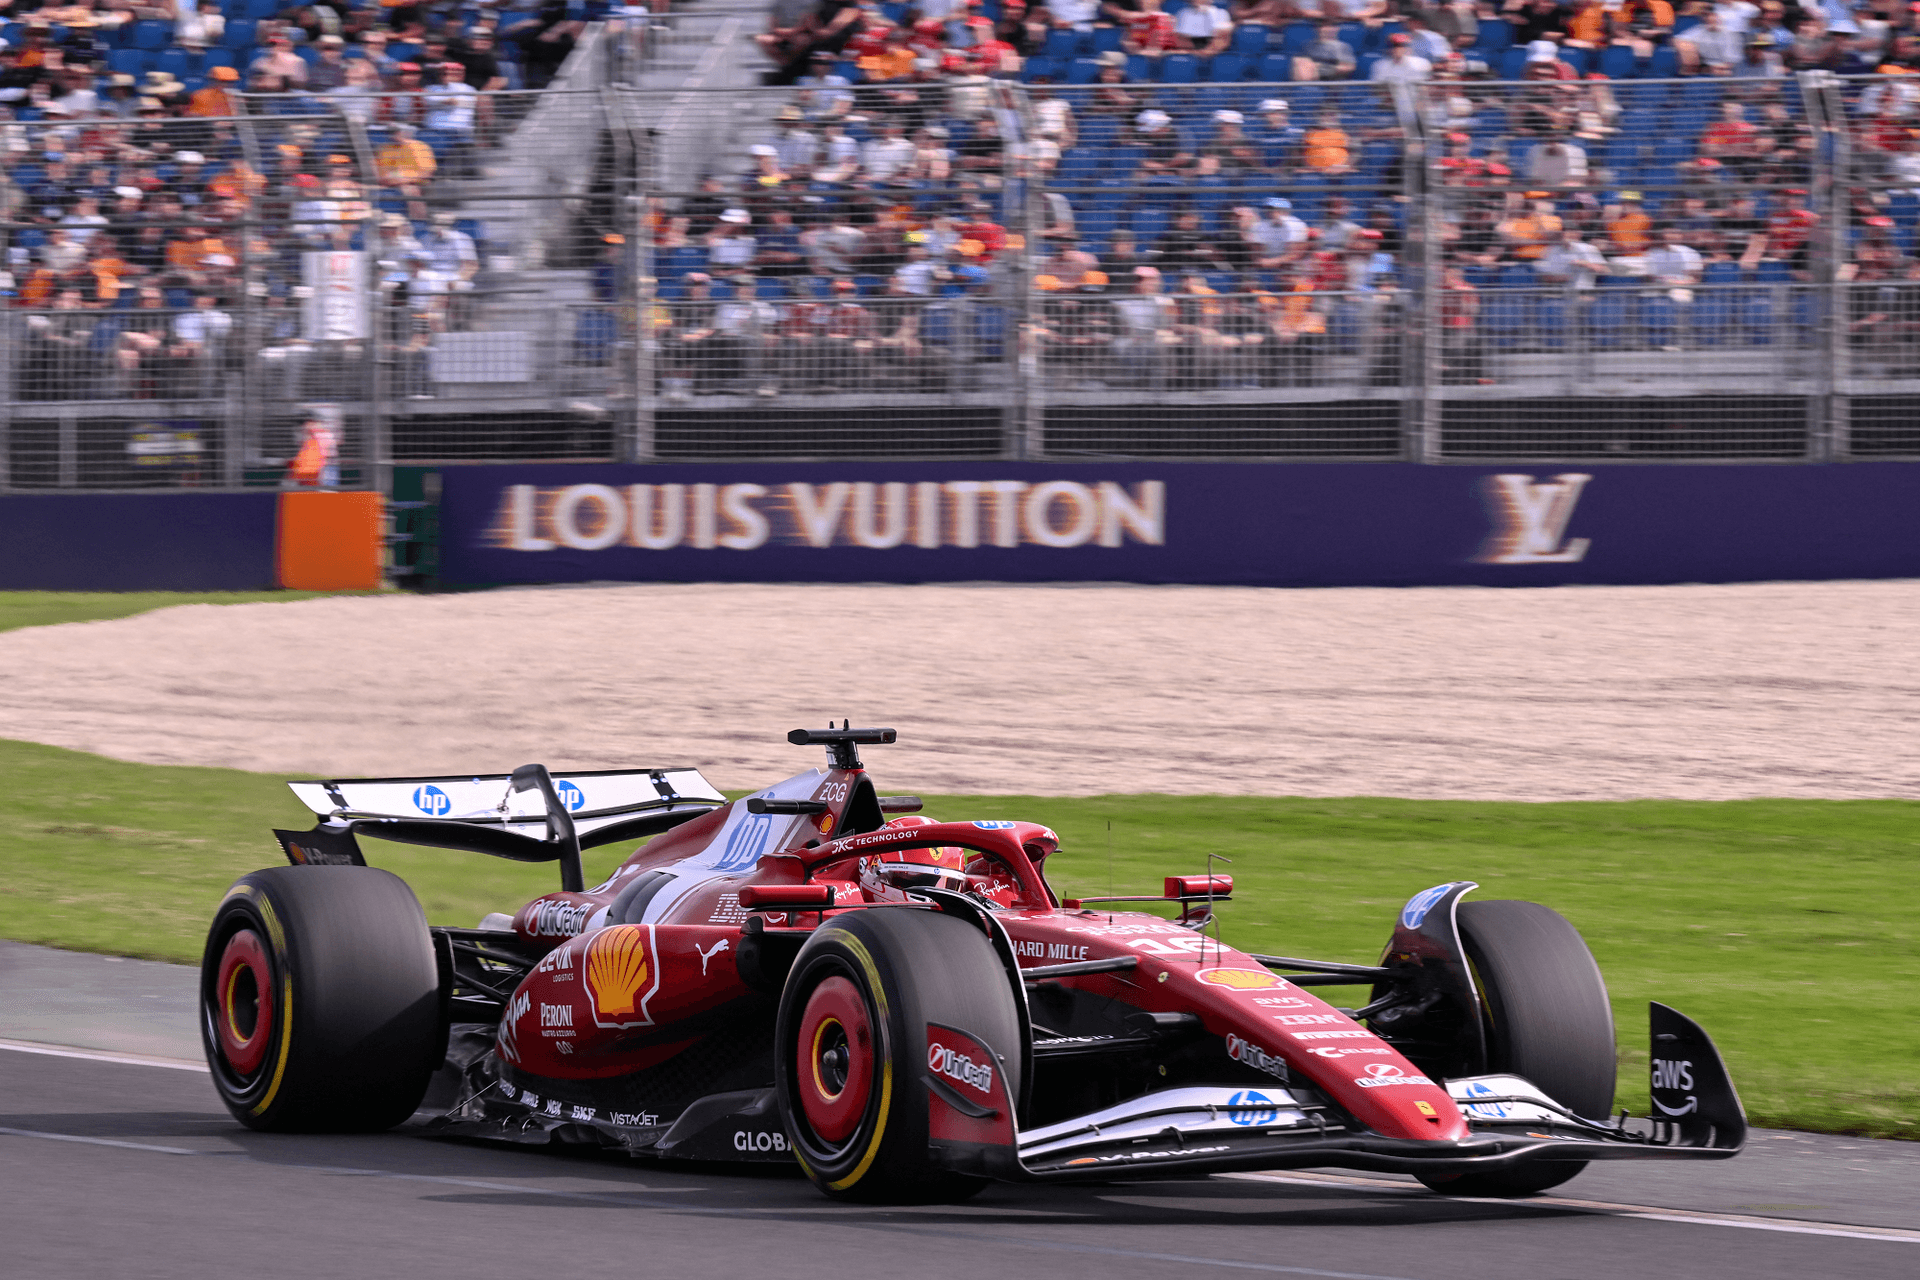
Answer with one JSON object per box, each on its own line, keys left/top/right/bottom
{"left": 1476, "top": 473, "right": 1592, "bottom": 564}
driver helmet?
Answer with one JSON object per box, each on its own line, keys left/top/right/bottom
{"left": 864, "top": 815, "right": 969, "bottom": 892}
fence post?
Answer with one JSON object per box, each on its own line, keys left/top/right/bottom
{"left": 1804, "top": 71, "right": 1844, "bottom": 462}
{"left": 1396, "top": 81, "right": 1440, "bottom": 463}
{"left": 1005, "top": 83, "right": 1043, "bottom": 460}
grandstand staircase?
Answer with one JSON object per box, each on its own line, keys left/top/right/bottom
{"left": 407, "top": 2, "right": 768, "bottom": 402}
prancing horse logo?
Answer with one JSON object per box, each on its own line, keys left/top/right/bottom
{"left": 1475, "top": 473, "right": 1592, "bottom": 565}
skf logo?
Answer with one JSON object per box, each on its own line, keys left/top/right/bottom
{"left": 1476, "top": 473, "right": 1592, "bottom": 564}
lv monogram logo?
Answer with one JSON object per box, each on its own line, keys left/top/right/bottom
{"left": 1476, "top": 473, "right": 1593, "bottom": 564}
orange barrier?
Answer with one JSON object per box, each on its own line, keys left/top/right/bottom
{"left": 276, "top": 491, "right": 385, "bottom": 591}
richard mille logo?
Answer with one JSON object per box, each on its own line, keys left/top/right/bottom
{"left": 1476, "top": 473, "right": 1592, "bottom": 565}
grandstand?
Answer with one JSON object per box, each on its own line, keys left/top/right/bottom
{"left": 4, "top": 0, "right": 1920, "bottom": 486}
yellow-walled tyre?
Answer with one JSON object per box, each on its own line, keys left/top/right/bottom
{"left": 775, "top": 907, "right": 1021, "bottom": 1203}
{"left": 200, "top": 866, "right": 441, "bottom": 1132}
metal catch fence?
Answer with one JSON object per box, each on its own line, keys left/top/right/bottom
{"left": 8, "top": 69, "right": 1920, "bottom": 486}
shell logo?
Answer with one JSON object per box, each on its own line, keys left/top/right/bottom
{"left": 584, "top": 925, "right": 661, "bottom": 1028}
{"left": 1196, "top": 968, "right": 1286, "bottom": 991}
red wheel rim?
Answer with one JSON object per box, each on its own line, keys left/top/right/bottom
{"left": 214, "top": 929, "right": 274, "bottom": 1076}
{"left": 796, "top": 976, "right": 874, "bottom": 1143}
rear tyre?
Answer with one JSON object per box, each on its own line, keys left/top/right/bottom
{"left": 1418, "top": 898, "right": 1615, "bottom": 1198}
{"left": 200, "top": 865, "right": 442, "bottom": 1132}
{"left": 775, "top": 907, "right": 1021, "bottom": 1204}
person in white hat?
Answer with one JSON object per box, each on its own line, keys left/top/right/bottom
{"left": 1133, "top": 109, "right": 1193, "bottom": 175}
{"left": 706, "top": 209, "right": 758, "bottom": 271}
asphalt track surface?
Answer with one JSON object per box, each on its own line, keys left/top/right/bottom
{"left": 4, "top": 943, "right": 1915, "bottom": 1280}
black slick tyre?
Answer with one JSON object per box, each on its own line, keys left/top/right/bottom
{"left": 200, "top": 865, "right": 442, "bottom": 1132}
{"left": 1419, "top": 898, "right": 1615, "bottom": 1198}
{"left": 775, "top": 906, "right": 1021, "bottom": 1204}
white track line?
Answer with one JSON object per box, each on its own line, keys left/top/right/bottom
{"left": 0, "top": 1038, "right": 207, "bottom": 1072}
{"left": 3, "top": 1043, "right": 1908, "bottom": 1248}
{"left": 1226, "top": 1171, "right": 1920, "bottom": 1244}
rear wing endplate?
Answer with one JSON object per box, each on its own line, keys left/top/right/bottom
{"left": 274, "top": 764, "right": 725, "bottom": 892}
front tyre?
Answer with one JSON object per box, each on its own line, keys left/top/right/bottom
{"left": 775, "top": 907, "right": 1021, "bottom": 1203}
{"left": 200, "top": 865, "right": 442, "bottom": 1132}
{"left": 1419, "top": 898, "right": 1615, "bottom": 1198}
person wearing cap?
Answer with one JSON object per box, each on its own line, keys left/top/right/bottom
{"left": 707, "top": 208, "right": 759, "bottom": 273}
{"left": 250, "top": 33, "right": 309, "bottom": 88}
{"left": 1200, "top": 109, "right": 1257, "bottom": 170}
{"left": 1369, "top": 31, "right": 1432, "bottom": 82}
{"left": 424, "top": 59, "right": 478, "bottom": 176}
{"left": 308, "top": 34, "right": 351, "bottom": 93}
{"left": 1245, "top": 197, "right": 1309, "bottom": 270}
{"left": 1249, "top": 98, "right": 1299, "bottom": 165}
{"left": 183, "top": 65, "right": 238, "bottom": 118}
{"left": 1498, "top": 193, "right": 1562, "bottom": 262}
{"left": 1602, "top": 191, "right": 1654, "bottom": 254}
{"left": 376, "top": 123, "right": 437, "bottom": 219}
{"left": 1132, "top": 109, "right": 1193, "bottom": 174}
{"left": 748, "top": 142, "right": 792, "bottom": 188}
{"left": 1733, "top": 30, "right": 1786, "bottom": 77}
{"left": 1109, "top": 266, "right": 1178, "bottom": 388}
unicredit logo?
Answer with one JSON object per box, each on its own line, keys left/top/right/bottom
{"left": 928, "top": 1042, "right": 994, "bottom": 1095}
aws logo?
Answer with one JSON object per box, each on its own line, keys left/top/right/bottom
{"left": 1476, "top": 473, "right": 1592, "bottom": 565}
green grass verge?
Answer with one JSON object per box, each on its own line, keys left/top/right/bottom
{"left": 0, "top": 590, "right": 356, "bottom": 635}
{"left": 0, "top": 737, "right": 1911, "bottom": 1140}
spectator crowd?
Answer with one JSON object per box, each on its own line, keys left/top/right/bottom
{"left": 10, "top": 0, "right": 1920, "bottom": 403}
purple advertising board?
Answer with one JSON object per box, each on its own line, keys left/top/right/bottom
{"left": 437, "top": 461, "right": 1920, "bottom": 589}
{"left": 0, "top": 491, "right": 279, "bottom": 591}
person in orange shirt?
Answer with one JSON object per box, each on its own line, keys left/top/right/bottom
{"left": 207, "top": 161, "right": 266, "bottom": 210}
{"left": 1565, "top": 0, "right": 1607, "bottom": 48}
{"left": 187, "top": 65, "right": 241, "bottom": 117}
{"left": 1604, "top": 191, "right": 1653, "bottom": 254}
{"left": 1303, "top": 112, "right": 1351, "bottom": 173}
{"left": 1616, "top": 0, "right": 1675, "bottom": 58}
{"left": 1499, "top": 195, "right": 1562, "bottom": 261}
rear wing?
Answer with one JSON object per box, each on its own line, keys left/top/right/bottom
{"left": 274, "top": 764, "right": 726, "bottom": 892}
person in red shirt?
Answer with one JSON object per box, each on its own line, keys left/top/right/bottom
{"left": 956, "top": 203, "right": 1007, "bottom": 262}
{"left": 961, "top": 16, "right": 1019, "bottom": 75}
{"left": 1765, "top": 190, "right": 1818, "bottom": 276}
{"left": 1700, "top": 101, "right": 1766, "bottom": 177}
{"left": 1122, "top": 0, "right": 1181, "bottom": 58}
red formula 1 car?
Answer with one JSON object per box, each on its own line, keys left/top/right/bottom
{"left": 201, "top": 728, "right": 1744, "bottom": 1201}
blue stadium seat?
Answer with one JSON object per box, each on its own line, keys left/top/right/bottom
{"left": 1474, "top": 21, "right": 1512, "bottom": 54}
{"left": 1161, "top": 53, "right": 1200, "bottom": 83}
{"left": 1648, "top": 45, "right": 1679, "bottom": 77}
{"left": 1281, "top": 23, "right": 1314, "bottom": 54}
{"left": 1093, "top": 26, "right": 1123, "bottom": 53}
{"left": 1066, "top": 57, "right": 1102, "bottom": 84}
{"left": 131, "top": 19, "right": 173, "bottom": 50}
{"left": 1558, "top": 47, "right": 1590, "bottom": 76}
{"left": 224, "top": 18, "right": 258, "bottom": 50}
{"left": 109, "top": 48, "right": 146, "bottom": 77}
{"left": 1256, "top": 52, "right": 1291, "bottom": 81}
{"left": 1499, "top": 47, "right": 1527, "bottom": 79}
{"left": 156, "top": 48, "right": 192, "bottom": 80}
{"left": 200, "top": 47, "right": 236, "bottom": 70}
{"left": 1023, "top": 56, "right": 1065, "bottom": 82}
{"left": 1127, "top": 53, "right": 1155, "bottom": 81}
{"left": 1355, "top": 51, "right": 1380, "bottom": 79}
{"left": 1590, "top": 285, "right": 1634, "bottom": 350}
{"left": 1599, "top": 45, "right": 1637, "bottom": 79}
{"left": 1232, "top": 24, "right": 1270, "bottom": 55}
{"left": 1042, "top": 28, "right": 1079, "bottom": 58}
{"left": 1209, "top": 53, "right": 1251, "bottom": 81}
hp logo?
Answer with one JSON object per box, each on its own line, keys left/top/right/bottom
{"left": 1227, "top": 1090, "right": 1278, "bottom": 1127}
{"left": 556, "top": 781, "right": 586, "bottom": 812}
{"left": 413, "top": 785, "right": 452, "bottom": 816}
